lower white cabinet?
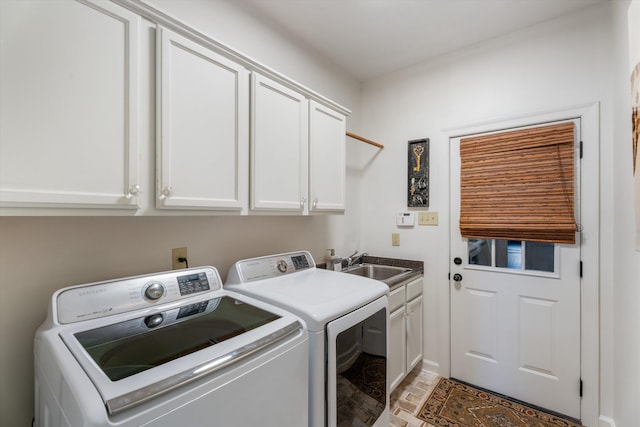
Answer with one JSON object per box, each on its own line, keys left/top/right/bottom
{"left": 389, "top": 277, "right": 423, "bottom": 391}
{"left": 389, "top": 300, "right": 408, "bottom": 390}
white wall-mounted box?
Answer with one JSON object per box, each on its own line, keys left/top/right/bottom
{"left": 396, "top": 211, "right": 415, "bottom": 227}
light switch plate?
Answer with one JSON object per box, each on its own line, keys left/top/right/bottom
{"left": 419, "top": 211, "right": 438, "bottom": 226}
{"left": 392, "top": 233, "right": 400, "bottom": 246}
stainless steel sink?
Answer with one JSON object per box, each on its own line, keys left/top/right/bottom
{"left": 342, "top": 264, "right": 411, "bottom": 281}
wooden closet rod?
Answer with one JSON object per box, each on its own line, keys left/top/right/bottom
{"left": 346, "top": 131, "right": 384, "bottom": 149}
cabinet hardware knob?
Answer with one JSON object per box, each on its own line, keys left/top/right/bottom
{"left": 159, "top": 186, "right": 173, "bottom": 200}
{"left": 125, "top": 185, "right": 141, "bottom": 199}
{"left": 312, "top": 198, "right": 318, "bottom": 208}
{"left": 300, "top": 197, "right": 306, "bottom": 208}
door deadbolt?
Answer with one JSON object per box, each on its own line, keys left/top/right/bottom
{"left": 453, "top": 257, "right": 462, "bottom": 265}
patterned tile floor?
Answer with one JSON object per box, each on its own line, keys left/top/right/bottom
{"left": 389, "top": 365, "right": 440, "bottom": 427}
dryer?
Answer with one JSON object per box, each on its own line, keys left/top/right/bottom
{"left": 226, "top": 251, "right": 389, "bottom": 427}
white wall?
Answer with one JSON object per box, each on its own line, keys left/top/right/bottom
{"left": 358, "top": 3, "right": 616, "bottom": 424}
{"left": 0, "top": 1, "right": 362, "bottom": 425}
{"left": 612, "top": 1, "right": 640, "bottom": 426}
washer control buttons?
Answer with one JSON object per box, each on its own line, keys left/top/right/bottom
{"left": 143, "top": 282, "right": 165, "bottom": 301}
{"left": 177, "top": 272, "right": 210, "bottom": 295}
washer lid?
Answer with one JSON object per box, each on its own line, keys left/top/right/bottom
{"left": 226, "top": 266, "right": 388, "bottom": 332}
{"left": 58, "top": 291, "right": 306, "bottom": 415}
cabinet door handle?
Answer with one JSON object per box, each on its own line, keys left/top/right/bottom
{"left": 125, "top": 185, "right": 141, "bottom": 199}
{"left": 300, "top": 197, "right": 306, "bottom": 208}
{"left": 312, "top": 198, "right": 318, "bottom": 209}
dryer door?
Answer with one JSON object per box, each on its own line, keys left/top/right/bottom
{"left": 326, "top": 295, "right": 389, "bottom": 427}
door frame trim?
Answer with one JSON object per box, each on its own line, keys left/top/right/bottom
{"left": 442, "top": 102, "right": 600, "bottom": 426}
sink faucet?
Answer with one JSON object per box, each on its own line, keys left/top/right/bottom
{"left": 347, "top": 251, "right": 368, "bottom": 266}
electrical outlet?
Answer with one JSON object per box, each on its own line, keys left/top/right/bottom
{"left": 418, "top": 211, "right": 439, "bottom": 226}
{"left": 172, "top": 247, "right": 188, "bottom": 270}
{"left": 392, "top": 233, "right": 400, "bottom": 246}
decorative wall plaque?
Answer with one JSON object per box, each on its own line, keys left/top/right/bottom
{"left": 408, "top": 138, "right": 429, "bottom": 207}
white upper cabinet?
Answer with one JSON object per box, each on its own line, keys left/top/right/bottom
{"left": 250, "top": 73, "right": 309, "bottom": 213}
{"left": 250, "top": 74, "right": 347, "bottom": 214}
{"left": 309, "top": 101, "right": 346, "bottom": 212}
{"left": 0, "top": 0, "right": 141, "bottom": 210}
{"left": 156, "top": 27, "right": 249, "bottom": 212}
{"left": 0, "top": 0, "right": 349, "bottom": 216}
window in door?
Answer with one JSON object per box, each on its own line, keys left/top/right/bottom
{"left": 468, "top": 238, "right": 557, "bottom": 275}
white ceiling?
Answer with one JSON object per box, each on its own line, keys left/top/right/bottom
{"left": 233, "top": 0, "right": 608, "bottom": 80}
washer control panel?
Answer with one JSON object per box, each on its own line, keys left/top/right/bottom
{"left": 231, "top": 251, "right": 315, "bottom": 283}
{"left": 56, "top": 267, "right": 219, "bottom": 324}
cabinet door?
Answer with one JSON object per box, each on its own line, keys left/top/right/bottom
{"left": 389, "top": 306, "right": 407, "bottom": 391}
{"left": 406, "top": 295, "right": 423, "bottom": 372}
{"left": 0, "top": 0, "right": 140, "bottom": 209}
{"left": 157, "top": 27, "right": 249, "bottom": 211}
{"left": 251, "top": 73, "right": 308, "bottom": 212}
{"left": 309, "top": 101, "right": 346, "bottom": 212}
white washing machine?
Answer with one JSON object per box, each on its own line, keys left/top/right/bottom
{"left": 225, "top": 251, "right": 389, "bottom": 427}
{"left": 34, "top": 266, "right": 308, "bottom": 427}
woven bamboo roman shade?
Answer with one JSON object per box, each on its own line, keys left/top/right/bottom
{"left": 459, "top": 122, "right": 577, "bottom": 244}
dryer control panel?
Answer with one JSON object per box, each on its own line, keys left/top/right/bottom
{"left": 228, "top": 251, "right": 315, "bottom": 283}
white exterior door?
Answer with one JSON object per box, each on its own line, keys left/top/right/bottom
{"left": 449, "top": 120, "right": 582, "bottom": 419}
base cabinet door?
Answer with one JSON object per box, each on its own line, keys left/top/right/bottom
{"left": 156, "top": 27, "right": 249, "bottom": 211}
{"left": 0, "top": 0, "right": 141, "bottom": 210}
{"left": 389, "top": 306, "right": 407, "bottom": 391}
{"left": 406, "top": 295, "right": 423, "bottom": 372}
{"left": 388, "top": 277, "right": 424, "bottom": 391}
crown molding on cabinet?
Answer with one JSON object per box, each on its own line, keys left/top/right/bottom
{"left": 111, "top": 0, "right": 351, "bottom": 117}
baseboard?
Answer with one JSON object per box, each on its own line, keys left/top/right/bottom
{"left": 420, "top": 358, "right": 440, "bottom": 376}
{"left": 599, "top": 415, "right": 616, "bottom": 427}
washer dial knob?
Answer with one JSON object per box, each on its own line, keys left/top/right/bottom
{"left": 144, "top": 282, "right": 165, "bottom": 300}
{"left": 144, "top": 313, "right": 164, "bottom": 328}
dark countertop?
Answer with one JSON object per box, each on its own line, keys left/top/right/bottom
{"left": 318, "top": 255, "right": 423, "bottom": 271}
{"left": 356, "top": 255, "right": 423, "bottom": 271}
